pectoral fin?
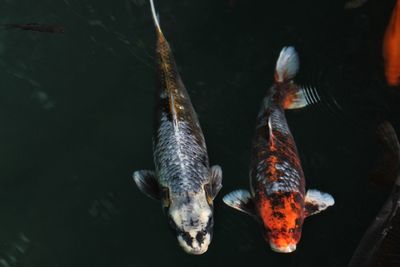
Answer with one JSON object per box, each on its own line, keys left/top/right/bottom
{"left": 223, "top": 190, "right": 257, "bottom": 218}
{"left": 132, "top": 170, "right": 160, "bottom": 200}
{"left": 304, "top": 189, "right": 335, "bottom": 217}
{"left": 209, "top": 165, "right": 223, "bottom": 198}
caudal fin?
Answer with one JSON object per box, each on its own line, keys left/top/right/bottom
{"left": 274, "top": 46, "right": 299, "bottom": 83}
{"left": 149, "top": 0, "right": 161, "bottom": 33}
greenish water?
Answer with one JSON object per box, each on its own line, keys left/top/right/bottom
{"left": 0, "top": 0, "right": 399, "bottom": 266}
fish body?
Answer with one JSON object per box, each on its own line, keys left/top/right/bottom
{"left": 383, "top": 0, "right": 400, "bottom": 86}
{"left": 223, "top": 47, "right": 334, "bottom": 253}
{"left": 133, "top": 0, "right": 222, "bottom": 255}
{"left": 348, "top": 122, "right": 400, "bottom": 267}
{"left": 4, "top": 23, "right": 65, "bottom": 33}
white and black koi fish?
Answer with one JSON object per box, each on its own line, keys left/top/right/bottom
{"left": 132, "top": 0, "right": 222, "bottom": 255}
{"left": 223, "top": 47, "right": 334, "bottom": 253}
{"left": 349, "top": 121, "right": 400, "bottom": 267}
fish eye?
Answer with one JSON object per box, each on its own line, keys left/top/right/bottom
{"left": 161, "top": 187, "right": 170, "bottom": 208}
{"left": 204, "top": 183, "right": 213, "bottom": 205}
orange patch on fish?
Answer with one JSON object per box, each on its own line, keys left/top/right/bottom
{"left": 383, "top": 0, "right": 400, "bottom": 86}
{"left": 282, "top": 93, "right": 296, "bottom": 109}
{"left": 258, "top": 191, "right": 304, "bottom": 249}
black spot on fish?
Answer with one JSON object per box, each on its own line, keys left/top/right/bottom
{"left": 270, "top": 194, "right": 284, "bottom": 208}
{"left": 196, "top": 231, "right": 206, "bottom": 244}
{"left": 179, "top": 231, "right": 193, "bottom": 247}
{"left": 294, "top": 193, "right": 302, "bottom": 203}
{"left": 273, "top": 211, "right": 285, "bottom": 219}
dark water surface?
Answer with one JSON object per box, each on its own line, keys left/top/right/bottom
{"left": 0, "top": 0, "right": 399, "bottom": 266}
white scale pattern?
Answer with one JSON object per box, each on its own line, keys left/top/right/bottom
{"left": 267, "top": 108, "right": 301, "bottom": 193}
{"left": 154, "top": 112, "right": 209, "bottom": 194}
{"left": 269, "top": 108, "right": 290, "bottom": 136}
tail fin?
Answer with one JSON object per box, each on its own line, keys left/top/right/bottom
{"left": 274, "top": 46, "right": 299, "bottom": 83}
{"left": 149, "top": 0, "right": 161, "bottom": 33}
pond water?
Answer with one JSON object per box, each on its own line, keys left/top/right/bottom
{"left": 0, "top": 0, "right": 399, "bottom": 266}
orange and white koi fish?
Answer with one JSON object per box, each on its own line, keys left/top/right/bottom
{"left": 383, "top": 0, "right": 400, "bottom": 86}
{"left": 223, "top": 47, "right": 334, "bottom": 253}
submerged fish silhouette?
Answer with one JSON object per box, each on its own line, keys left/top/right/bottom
{"left": 3, "top": 23, "right": 65, "bottom": 33}
{"left": 132, "top": 0, "right": 222, "bottom": 255}
{"left": 349, "top": 121, "right": 400, "bottom": 267}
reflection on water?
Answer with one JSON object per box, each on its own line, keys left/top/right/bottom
{"left": 0, "top": 0, "right": 399, "bottom": 266}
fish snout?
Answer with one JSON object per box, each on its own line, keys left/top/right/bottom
{"left": 269, "top": 242, "right": 297, "bottom": 253}
{"left": 176, "top": 230, "right": 211, "bottom": 255}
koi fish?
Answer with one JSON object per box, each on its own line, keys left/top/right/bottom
{"left": 383, "top": 0, "right": 400, "bottom": 86}
{"left": 348, "top": 121, "right": 400, "bottom": 267}
{"left": 132, "top": 0, "right": 222, "bottom": 255}
{"left": 223, "top": 47, "right": 334, "bottom": 253}
{"left": 3, "top": 23, "right": 65, "bottom": 33}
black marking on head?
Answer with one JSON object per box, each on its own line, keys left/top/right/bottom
{"left": 273, "top": 211, "right": 285, "bottom": 219}
{"left": 179, "top": 231, "right": 193, "bottom": 247}
{"left": 270, "top": 194, "right": 285, "bottom": 208}
{"left": 189, "top": 218, "right": 199, "bottom": 227}
{"left": 196, "top": 231, "right": 206, "bottom": 244}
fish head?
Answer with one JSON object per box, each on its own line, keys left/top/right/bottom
{"left": 259, "top": 192, "right": 304, "bottom": 253}
{"left": 267, "top": 236, "right": 297, "bottom": 253}
{"left": 263, "top": 216, "right": 303, "bottom": 253}
{"left": 161, "top": 186, "right": 215, "bottom": 255}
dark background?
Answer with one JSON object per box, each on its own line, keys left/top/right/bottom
{"left": 0, "top": 0, "right": 399, "bottom": 266}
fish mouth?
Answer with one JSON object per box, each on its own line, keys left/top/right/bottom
{"left": 177, "top": 234, "right": 210, "bottom": 255}
{"left": 269, "top": 242, "right": 297, "bottom": 253}
{"left": 183, "top": 246, "right": 208, "bottom": 255}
